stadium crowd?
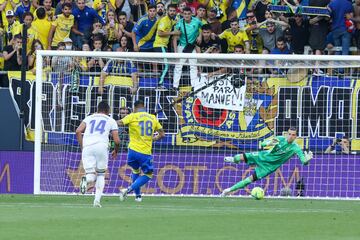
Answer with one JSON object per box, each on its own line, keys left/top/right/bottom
{"left": 0, "top": 0, "right": 358, "bottom": 88}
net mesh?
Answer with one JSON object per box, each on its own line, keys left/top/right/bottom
{"left": 34, "top": 52, "right": 360, "bottom": 198}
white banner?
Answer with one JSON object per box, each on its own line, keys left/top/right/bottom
{"left": 195, "top": 74, "right": 247, "bottom": 111}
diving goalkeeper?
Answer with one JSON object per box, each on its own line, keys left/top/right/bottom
{"left": 221, "top": 127, "right": 313, "bottom": 197}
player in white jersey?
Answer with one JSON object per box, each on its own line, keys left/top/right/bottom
{"left": 76, "top": 101, "right": 120, "bottom": 207}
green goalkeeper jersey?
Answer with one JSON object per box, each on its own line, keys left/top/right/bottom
{"left": 258, "top": 136, "right": 307, "bottom": 168}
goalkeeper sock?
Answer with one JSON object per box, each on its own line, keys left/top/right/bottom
{"left": 131, "top": 172, "right": 141, "bottom": 197}
{"left": 128, "top": 175, "right": 151, "bottom": 193}
{"left": 94, "top": 173, "right": 105, "bottom": 203}
{"left": 229, "top": 177, "right": 253, "bottom": 192}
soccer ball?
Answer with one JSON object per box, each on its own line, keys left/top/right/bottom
{"left": 251, "top": 187, "right": 264, "bottom": 200}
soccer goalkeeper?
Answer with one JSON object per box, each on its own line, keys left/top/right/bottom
{"left": 221, "top": 127, "right": 313, "bottom": 197}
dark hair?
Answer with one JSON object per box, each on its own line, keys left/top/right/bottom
{"left": 183, "top": 7, "right": 192, "bottom": 13}
{"left": 156, "top": 2, "right": 165, "bottom": 6}
{"left": 134, "top": 99, "right": 145, "bottom": 108}
{"left": 234, "top": 44, "right": 244, "bottom": 50}
{"left": 226, "top": 7, "right": 236, "bottom": 17}
{"left": 276, "top": 37, "right": 285, "bottom": 43}
{"left": 23, "top": 12, "right": 34, "bottom": 21}
{"left": 289, "top": 127, "right": 298, "bottom": 133}
{"left": 30, "top": 39, "right": 43, "bottom": 54}
{"left": 62, "top": 2, "right": 72, "bottom": 9}
{"left": 201, "top": 24, "right": 212, "bottom": 31}
{"left": 93, "top": 34, "right": 103, "bottom": 43}
{"left": 167, "top": 3, "right": 177, "bottom": 10}
{"left": 98, "top": 101, "right": 110, "bottom": 113}
{"left": 57, "top": 42, "right": 66, "bottom": 48}
{"left": 13, "top": 34, "right": 22, "bottom": 40}
{"left": 197, "top": 4, "right": 206, "bottom": 10}
{"left": 230, "top": 18, "right": 238, "bottom": 24}
{"left": 118, "top": 11, "right": 127, "bottom": 17}
{"left": 36, "top": 7, "right": 46, "bottom": 19}
{"left": 148, "top": 4, "right": 156, "bottom": 10}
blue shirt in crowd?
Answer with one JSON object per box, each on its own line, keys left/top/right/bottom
{"left": 328, "top": 0, "right": 353, "bottom": 32}
{"left": 72, "top": 6, "right": 105, "bottom": 33}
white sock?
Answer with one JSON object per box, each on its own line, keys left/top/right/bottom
{"left": 95, "top": 173, "right": 105, "bottom": 203}
{"left": 86, "top": 173, "right": 96, "bottom": 184}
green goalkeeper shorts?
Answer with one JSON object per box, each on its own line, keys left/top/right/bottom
{"left": 244, "top": 152, "right": 274, "bottom": 179}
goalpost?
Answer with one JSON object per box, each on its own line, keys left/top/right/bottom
{"left": 34, "top": 51, "right": 360, "bottom": 199}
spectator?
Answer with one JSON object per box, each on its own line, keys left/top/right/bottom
{"left": 78, "top": 43, "right": 91, "bottom": 71}
{"left": 1, "top": 34, "right": 22, "bottom": 87}
{"left": 132, "top": 4, "right": 157, "bottom": 52}
{"left": 114, "top": 0, "right": 131, "bottom": 21}
{"left": 354, "top": 0, "right": 360, "bottom": 18}
{"left": 219, "top": 18, "right": 250, "bottom": 53}
{"left": 0, "top": 0, "right": 18, "bottom": 30}
{"left": 259, "top": 20, "right": 283, "bottom": 54}
{"left": 72, "top": 0, "right": 106, "bottom": 50}
{"left": 207, "top": 7, "right": 222, "bottom": 35}
{"left": 156, "top": 2, "right": 165, "bottom": 17}
{"left": 33, "top": 0, "right": 55, "bottom": 21}
{"left": 99, "top": 48, "right": 138, "bottom": 95}
{"left": 283, "top": 28, "right": 292, "bottom": 52}
{"left": 92, "top": 0, "right": 116, "bottom": 22}
{"left": 28, "top": 39, "right": 43, "bottom": 74}
{"left": 51, "top": 41, "right": 73, "bottom": 73}
{"left": 153, "top": 4, "right": 179, "bottom": 88}
{"left": 270, "top": 37, "right": 291, "bottom": 54}
{"left": 88, "top": 35, "right": 105, "bottom": 72}
{"left": 328, "top": 0, "right": 353, "bottom": 55}
{"left": 32, "top": 7, "right": 52, "bottom": 49}
{"left": 325, "top": 137, "right": 350, "bottom": 154}
{"left": 3, "top": 10, "right": 20, "bottom": 46}
{"left": 118, "top": 11, "right": 134, "bottom": 50}
{"left": 13, "top": 12, "right": 37, "bottom": 54}
{"left": 234, "top": 44, "right": 244, "bottom": 54}
{"left": 186, "top": 0, "right": 200, "bottom": 16}
{"left": 283, "top": 13, "right": 310, "bottom": 54}
{"left": 48, "top": 2, "right": 74, "bottom": 50}
{"left": 308, "top": 0, "right": 330, "bottom": 55}
{"left": 14, "top": 0, "right": 31, "bottom": 23}
{"left": 196, "top": 5, "right": 207, "bottom": 24}
{"left": 63, "top": 37, "right": 74, "bottom": 50}
{"left": 196, "top": 24, "right": 221, "bottom": 53}
{"left": 119, "top": 35, "right": 129, "bottom": 51}
{"left": 253, "top": 0, "right": 268, "bottom": 23}
{"left": 172, "top": 7, "right": 203, "bottom": 90}
{"left": 245, "top": 11, "right": 264, "bottom": 54}
{"left": 221, "top": 7, "right": 236, "bottom": 31}
{"left": 104, "top": 10, "right": 120, "bottom": 50}
{"left": 91, "top": 22, "right": 106, "bottom": 41}
{"left": 201, "top": 43, "right": 227, "bottom": 78}
{"left": 55, "top": 0, "right": 77, "bottom": 15}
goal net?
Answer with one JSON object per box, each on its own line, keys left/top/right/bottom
{"left": 34, "top": 51, "right": 360, "bottom": 199}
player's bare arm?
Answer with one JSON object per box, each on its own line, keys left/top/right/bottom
{"left": 75, "top": 122, "right": 86, "bottom": 150}
{"left": 111, "top": 129, "right": 120, "bottom": 159}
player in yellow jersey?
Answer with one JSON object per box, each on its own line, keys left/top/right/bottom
{"left": 118, "top": 100, "right": 165, "bottom": 202}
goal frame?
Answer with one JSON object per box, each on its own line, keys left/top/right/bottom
{"left": 34, "top": 50, "right": 360, "bottom": 196}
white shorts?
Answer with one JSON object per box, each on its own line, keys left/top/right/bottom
{"left": 82, "top": 142, "right": 109, "bottom": 173}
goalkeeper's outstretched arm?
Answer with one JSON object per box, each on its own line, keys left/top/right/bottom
{"left": 296, "top": 148, "right": 313, "bottom": 165}
{"left": 261, "top": 137, "right": 280, "bottom": 148}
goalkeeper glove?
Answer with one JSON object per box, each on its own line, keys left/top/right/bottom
{"left": 303, "top": 151, "right": 313, "bottom": 165}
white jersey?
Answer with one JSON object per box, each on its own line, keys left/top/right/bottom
{"left": 82, "top": 113, "right": 118, "bottom": 148}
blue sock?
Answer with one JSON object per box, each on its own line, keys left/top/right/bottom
{"left": 128, "top": 175, "right": 151, "bottom": 194}
{"left": 131, "top": 173, "right": 141, "bottom": 197}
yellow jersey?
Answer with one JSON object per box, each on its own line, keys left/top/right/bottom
{"left": 0, "top": 0, "right": 20, "bottom": 27}
{"left": 153, "top": 15, "right": 176, "bottom": 48}
{"left": 219, "top": 29, "right": 249, "bottom": 53}
{"left": 121, "top": 111, "right": 163, "bottom": 155}
{"left": 51, "top": 14, "right": 74, "bottom": 47}
{"left": 13, "top": 24, "right": 38, "bottom": 53}
{"left": 34, "top": 7, "right": 55, "bottom": 21}
{"left": 93, "top": 0, "right": 116, "bottom": 19}
{"left": 31, "top": 18, "right": 52, "bottom": 49}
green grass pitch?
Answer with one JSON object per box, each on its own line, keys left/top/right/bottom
{"left": 0, "top": 195, "right": 359, "bottom": 240}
